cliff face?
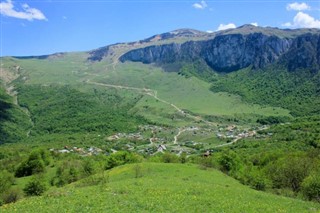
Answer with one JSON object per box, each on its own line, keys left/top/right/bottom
{"left": 119, "top": 32, "right": 320, "bottom": 73}
{"left": 200, "top": 33, "right": 292, "bottom": 72}
{"left": 118, "top": 41, "right": 201, "bottom": 64}
{"left": 279, "top": 33, "right": 320, "bottom": 72}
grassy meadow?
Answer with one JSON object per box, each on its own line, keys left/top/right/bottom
{"left": 2, "top": 163, "right": 319, "bottom": 213}
{"left": 92, "top": 62, "right": 290, "bottom": 118}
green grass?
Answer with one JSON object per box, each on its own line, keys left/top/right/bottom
{"left": 2, "top": 56, "right": 291, "bottom": 129}
{"left": 2, "top": 163, "right": 319, "bottom": 212}
{"left": 93, "top": 62, "right": 290, "bottom": 119}
{"left": 3, "top": 53, "right": 89, "bottom": 85}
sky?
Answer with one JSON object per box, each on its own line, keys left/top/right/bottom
{"left": 0, "top": 0, "right": 320, "bottom": 56}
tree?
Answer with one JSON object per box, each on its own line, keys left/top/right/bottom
{"left": 217, "top": 150, "right": 243, "bottom": 177}
{"left": 266, "top": 155, "right": 312, "bottom": 192}
{"left": 23, "top": 176, "right": 47, "bottom": 196}
{"left": 15, "top": 149, "right": 49, "bottom": 177}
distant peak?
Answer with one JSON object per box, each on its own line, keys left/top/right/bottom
{"left": 239, "top": 24, "right": 258, "bottom": 28}
{"left": 169, "top": 28, "right": 205, "bottom": 35}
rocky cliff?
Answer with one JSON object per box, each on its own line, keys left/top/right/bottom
{"left": 119, "top": 26, "right": 320, "bottom": 73}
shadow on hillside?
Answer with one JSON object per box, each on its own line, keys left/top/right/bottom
{"left": 0, "top": 100, "right": 13, "bottom": 144}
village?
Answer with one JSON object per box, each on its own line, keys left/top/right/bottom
{"left": 50, "top": 124, "right": 269, "bottom": 157}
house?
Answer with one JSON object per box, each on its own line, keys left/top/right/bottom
{"left": 157, "top": 144, "right": 167, "bottom": 152}
{"left": 203, "top": 150, "right": 211, "bottom": 157}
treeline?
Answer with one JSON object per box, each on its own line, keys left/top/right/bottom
{"left": 210, "top": 66, "right": 320, "bottom": 116}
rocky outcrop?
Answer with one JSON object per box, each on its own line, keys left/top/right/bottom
{"left": 120, "top": 31, "right": 320, "bottom": 73}
{"left": 88, "top": 46, "right": 112, "bottom": 61}
{"left": 119, "top": 41, "right": 201, "bottom": 64}
{"left": 200, "top": 33, "right": 291, "bottom": 72}
{"left": 279, "top": 33, "right": 320, "bottom": 72}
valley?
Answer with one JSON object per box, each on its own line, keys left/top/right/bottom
{"left": 0, "top": 25, "right": 320, "bottom": 211}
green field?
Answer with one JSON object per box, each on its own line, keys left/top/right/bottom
{"left": 2, "top": 163, "right": 319, "bottom": 212}
{"left": 91, "top": 62, "right": 290, "bottom": 118}
{"left": 4, "top": 56, "right": 290, "bottom": 118}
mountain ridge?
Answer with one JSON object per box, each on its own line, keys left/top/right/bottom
{"left": 118, "top": 27, "right": 320, "bottom": 73}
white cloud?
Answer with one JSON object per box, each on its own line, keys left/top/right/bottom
{"left": 217, "top": 23, "right": 236, "bottom": 31}
{"left": 0, "top": 0, "right": 47, "bottom": 21}
{"left": 286, "top": 2, "right": 310, "bottom": 11}
{"left": 282, "top": 22, "right": 292, "bottom": 27}
{"left": 192, "top": 1, "right": 207, "bottom": 10}
{"left": 206, "top": 30, "right": 214, "bottom": 33}
{"left": 250, "top": 22, "right": 258, "bottom": 27}
{"left": 282, "top": 12, "right": 320, "bottom": 28}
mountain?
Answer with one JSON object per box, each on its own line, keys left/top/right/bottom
{"left": 118, "top": 25, "right": 320, "bottom": 72}
{"left": 1, "top": 25, "right": 320, "bottom": 209}
{"left": 102, "top": 25, "right": 319, "bottom": 116}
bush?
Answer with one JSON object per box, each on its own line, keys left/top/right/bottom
{"left": 82, "top": 158, "right": 99, "bottom": 176}
{"left": 0, "top": 170, "right": 15, "bottom": 193}
{"left": 106, "top": 151, "right": 142, "bottom": 169}
{"left": 24, "top": 177, "right": 47, "bottom": 196}
{"left": 243, "top": 166, "right": 270, "bottom": 191}
{"left": 302, "top": 173, "right": 320, "bottom": 202}
{"left": 199, "top": 156, "right": 216, "bottom": 169}
{"left": 217, "top": 150, "right": 243, "bottom": 176}
{"left": 179, "top": 152, "right": 187, "bottom": 164}
{"left": 15, "top": 149, "right": 48, "bottom": 177}
{"left": 52, "top": 160, "right": 82, "bottom": 187}
{"left": 161, "top": 153, "right": 179, "bottom": 163}
{"left": 1, "top": 188, "right": 23, "bottom": 204}
{"left": 266, "top": 155, "right": 312, "bottom": 192}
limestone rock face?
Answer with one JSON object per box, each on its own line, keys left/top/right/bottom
{"left": 119, "top": 31, "right": 320, "bottom": 73}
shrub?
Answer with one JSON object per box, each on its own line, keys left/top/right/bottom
{"left": 266, "top": 155, "right": 312, "bottom": 192}
{"left": 199, "top": 156, "right": 216, "bottom": 169}
{"left": 82, "top": 158, "right": 98, "bottom": 176}
{"left": 301, "top": 173, "right": 320, "bottom": 202}
{"left": 24, "top": 177, "right": 47, "bottom": 196}
{"left": 0, "top": 170, "right": 15, "bottom": 193}
{"left": 179, "top": 152, "right": 187, "bottom": 164}
{"left": 106, "top": 151, "right": 142, "bottom": 169}
{"left": 52, "top": 160, "right": 82, "bottom": 187}
{"left": 15, "top": 149, "right": 48, "bottom": 177}
{"left": 217, "top": 150, "right": 243, "bottom": 176}
{"left": 243, "top": 166, "right": 271, "bottom": 191}
{"left": 1, "top": 188, "right": 23, "bottom": 204}
{"left": 161, "top": 153, "right": 179, "bottom": 163}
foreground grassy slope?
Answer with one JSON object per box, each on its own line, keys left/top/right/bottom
{"left": 2, "top": 163, "right": 319, "bottom": 212}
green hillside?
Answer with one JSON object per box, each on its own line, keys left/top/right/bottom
{"left": 211, "top": 66, "right": 320, "bottom": 116}
{"left": 0, "top": 87, "right": 31, "bottom": 144}
{"left": 1, "top": 163, "right": 319, "bottom": 212}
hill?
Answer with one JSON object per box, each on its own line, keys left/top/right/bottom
{"left": 1, "top": 163, "right": 319, "bottom": 212}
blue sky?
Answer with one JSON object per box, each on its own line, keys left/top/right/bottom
{"left": 1, "top": 0, "right": 319, "bottom": 56}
